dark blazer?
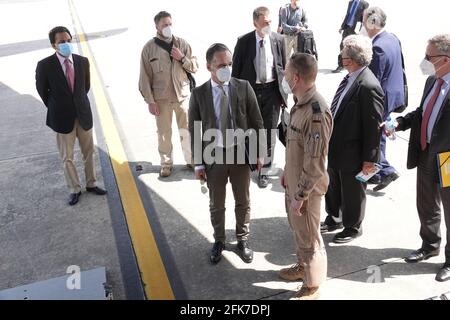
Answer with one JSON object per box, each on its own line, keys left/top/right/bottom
{"left": 328, "top": 67, "right": 384, "bottom": 172}
{"left": 35, "top": 53, "right": 92, "bottom": 134}
{"left": 231, "top": 31, "right": 288, "bottom": 106}
{"left": 341, "top": 0, "right": 369, "bottom": 31}
{"left": 369, "top": 31, "right": 405, "bottom": 116}
{"left": 188, "top": 78, "right": 265, "bottom": 167}
{"left": 396, "top": 76, "right": 450, "bottom": 170}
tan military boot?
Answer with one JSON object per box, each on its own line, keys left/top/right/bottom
{"left": 290, "top": 286, "right": 320, "bottom": 300}
{"left": 279, "top": 264, "right": 305, "bottom": 281}
{"left": 160, "top": 166, "right": 172, "bottom": 178}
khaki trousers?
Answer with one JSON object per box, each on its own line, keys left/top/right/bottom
{"left": 284, "top": 34, "right": 298, "bottom": 61}
{"left": 286, "top": 192, "right": 327, "bottom": 288}
{"left": 155, "top": 99, "right": 192, "bottom": 167}
{"left": 206, "top": 162, "right": 251, "bottom": 242}
{"left": 56, "top": 119, "right": 96, "bottom": 194}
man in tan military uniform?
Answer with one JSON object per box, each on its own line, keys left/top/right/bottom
{"left": 139, "top": 11, "right": 198, "bottom": 177}
{"left": 279, "top": 53, "right": 333, "bottom": 300}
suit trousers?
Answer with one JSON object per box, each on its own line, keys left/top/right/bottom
{"left": 337, "top": 28, "right": 356, "bottom": 68}
{"left": 283, "top": 34, "right": 298, "bottom": 61}
{"left": 325, "top": 167, "right": 367, "bottom": 232}
{"left": 206, "top": 156, "right": 251, "bottom": 242}
{"left": 417, "top": 146, "right": 450, "bottom": 263}
{"left": 155, "top": 99, "right": 192, "bottom": 167}
{"left": 254, "top": 82, "right": 282, "bottom": 172}
{"left": 286, "top": 192, "right": 327, "bottom": 288}
{"left": 376, "top": 132, "right": 397, "bottom": 180}
{"left": 56, "top": 118, "right": 96, "bottom": 194}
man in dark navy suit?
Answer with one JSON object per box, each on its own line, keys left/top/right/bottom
{"left": 36, "top": 26, "right": 106, "bottom": 206}
{"left": 385, "top": 34, "right": 450, "bottom": 282}
{"left": 364, "top": 7, "right": 405, "bottom": 191}
{"left": 334, "top": 0, "right": 369, "bottom": 73}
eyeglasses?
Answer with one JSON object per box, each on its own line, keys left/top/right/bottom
{"left": 425, "top": 54, "right": 450, "bottom": 61}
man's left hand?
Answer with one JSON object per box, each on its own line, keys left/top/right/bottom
{"left": 171, "top": 47, "right": 185, "bottom": 62}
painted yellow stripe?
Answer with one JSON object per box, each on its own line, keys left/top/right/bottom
{"left": 68, "top": 0, "right": 174, "bottom": 300}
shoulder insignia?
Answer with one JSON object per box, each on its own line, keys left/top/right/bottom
{"left": 312, "top": 101, "right": 322, "bottom": 114}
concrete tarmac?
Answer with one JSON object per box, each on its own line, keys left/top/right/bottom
{"left": 1, "top": 0, "right": 450, "bottom": 300}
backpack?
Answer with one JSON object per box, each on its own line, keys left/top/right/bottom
{"left": 297, "top": 30, "right": 318, "bottom": 61}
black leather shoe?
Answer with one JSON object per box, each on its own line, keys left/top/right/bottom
{"left": 332, "top": 66, "right": 343, "bottom": 73}
{"left": 367, "top": 175, "right": 382, "bottom": 185}
{"left": 320, "top": 215, "right": 344, "bottom": 233}
{"left": 373, "top": 172, "right": 400, "bottom": 192}
{"left": 86, "top": 186, "right": 107, "bottom": 195}
{"left": 210, "top": 241, "right": 225, "bottom": 264}
{"left": 69, "top": 192, "right": 81, "bottom": 206}
{"left": 258, "top": 175, "right": 269, "bottom": 188}
{"left": 404, "top": 248, "right": 440, "bottom": 263}
{"left": 333, "top": 228, "right": 362, "bottom": 244}
{"left": 435, "top": 264, "right": 450, "bottom": 282}
{"left": 237, "top": 240, "right": 253, "bottom": 263}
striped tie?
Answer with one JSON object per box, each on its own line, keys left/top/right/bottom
{"left": 330, "top": 74, "right": 350, "bottom": 116}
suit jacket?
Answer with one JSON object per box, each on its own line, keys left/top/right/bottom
{"left": 328, "top": 67, "right": 384, "bottom": 172}
{"left": 231, "top": 30, "right": 288, "bottom": 106}
{"left": 188, "top": 78, "right": 265, "bottom": 167}
{"left": 341, "top": 0, "right": 369, "bottom": 31}
{"left": 35, "top": 53, "right": 92, "bottom": 134}
{"left": 396, "top": 76, "right": 450, "bottom": 171}
{"left": 369, "top": 31, "right": 405, "bottom": 116}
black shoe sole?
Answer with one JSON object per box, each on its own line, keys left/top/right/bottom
{"left": 320, "top": 224, "right": 344, "bottom": 234}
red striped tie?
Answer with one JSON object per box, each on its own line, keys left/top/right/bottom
{"left": 420, "top": 78, "right": 444, "bottom": 150}
{"left": 64, "top": 58, "right": 74, "bottom": 93}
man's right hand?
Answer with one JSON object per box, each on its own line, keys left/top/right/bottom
{"left": 195, "top": 168, "right": 206, "bottom": 181}
{"left": 148, "top": 103, "right": 160, "bottom": 116}
{"left": 380, "top": 120, "right": 399, "bottom": 137}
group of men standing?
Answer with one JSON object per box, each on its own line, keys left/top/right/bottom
{"left": 34, "top": 1, "right": 450, "bottom": 301}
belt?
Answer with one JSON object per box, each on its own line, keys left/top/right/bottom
{"left": 255, "top": 81, "right": 277, "bottom": 90}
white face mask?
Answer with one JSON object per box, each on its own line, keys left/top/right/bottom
{"left": 161, "top": 26, "right": 172, "bottom": 38}
{"left": 261, "top": 25, "right": 271, "bottom": 36}
{"left": 420, "top": 59, "right": 436, "bottom": 76}
{"left": 282, "top": 76, "right": 293, "bottom": 95}
{"left": 216, "top": 66, "right": 232, "bottom": 83}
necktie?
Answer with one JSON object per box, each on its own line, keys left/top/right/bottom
{"left": 259, "top": 39, "right": 267, "bottom": 84}
{"left": 420, "top": 78, "right": 444, "bottom": 150}
{"left": 330, "top": 74, "right": 350, "bottom": 116}
{"left": 218, "top": 85, "right": 231, "bottom": 147}
{"left": 64, "top": 59, "right": 74, "bottom": 93}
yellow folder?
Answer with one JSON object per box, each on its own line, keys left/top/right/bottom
{"left": 438, "top": 151, "right": 450, "bottom": 188}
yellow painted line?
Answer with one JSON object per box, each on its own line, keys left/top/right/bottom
{"left": 68, "top": 0, "right": 174, "bottom": 300}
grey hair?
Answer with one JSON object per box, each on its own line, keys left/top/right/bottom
{"left": 342, "top": 35, "right": 373, "bottom": 66}
{"left": 365, "top": 7, "right": 387, "bottom": 29}
{"left": 429, "top": 34, "right": 450, "bottom": 56}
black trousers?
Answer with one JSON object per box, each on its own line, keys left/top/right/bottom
{"left": 254, "top": 82, "right": 283, "bottom": 168}
{"left": 417, "top": 146, "right": 450, "bottom": 263}
{"left": 325, "top": 167, "right": 367, "bottom": 232}
{"left": 337, "top": 28, "right": 356, "bottom": 68}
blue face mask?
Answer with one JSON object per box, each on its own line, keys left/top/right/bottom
{"left": 58, "top": 42, "right": 73, "bottom": 57}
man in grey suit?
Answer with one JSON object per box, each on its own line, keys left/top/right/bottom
{"left": 232, "top": 6, "right": 288, "bottom": 188}
{"left": 189, "top": 43, "right": 265, "bottom": 264}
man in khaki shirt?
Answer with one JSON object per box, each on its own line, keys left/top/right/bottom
{"left": 279, "top": 53, "right": 333, "bottom": 300}
{"left": 139, "top": 11, "right": 198, "bottom": 177}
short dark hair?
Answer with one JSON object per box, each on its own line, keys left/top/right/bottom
{"left": 49, "top": 26, "right": 72, "bottom": 44}
{"left": 289, "top": 53, "right": 318, "bottom": 84}
{"left": 206, "top": 43, "right": 231, "bottom": 64}
{"left": 154, "top": 11, "right": 171, "bottom": 25}
{"left": 253, "top": 6, "right": 269, "bottom": 22}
